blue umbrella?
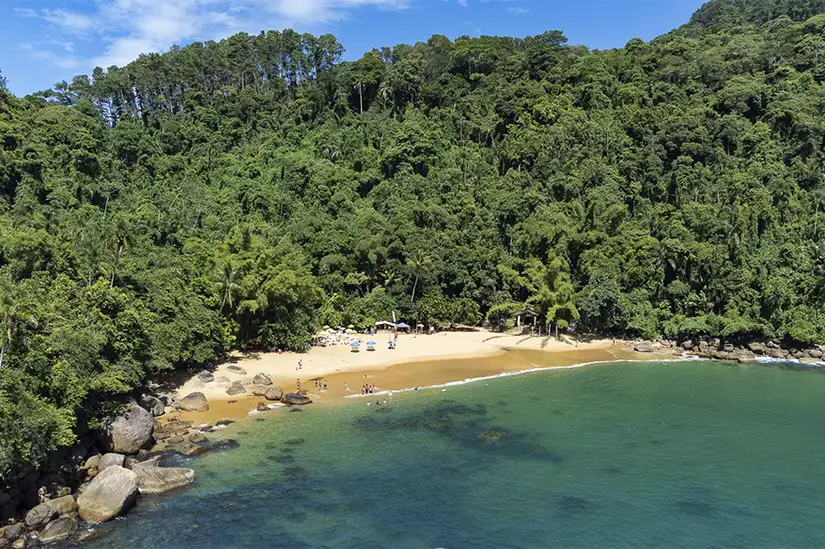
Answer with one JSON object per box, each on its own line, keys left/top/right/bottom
{"left": 367, "top": 341, "right": 377, "bottom": 345}
{"left": 351, "top": 341, "right": 361, "bottom": 347}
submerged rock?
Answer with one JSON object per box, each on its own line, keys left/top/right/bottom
{"left": 77, "top": 466, "right": 138, "bottom": 523}
{"left": 178, "top": 392, "right": 209, "bottom": 412}
{"left": 189, "top": 433, "right": 207, "bottom": 444}
{"left": 256, "top": 402, "right": 269, "bottom": 412}
{"left": 102, "top": 405, "right": 154, "bottom": 455}
{"left": 179, "top": 444, "right": 209, "bottom": 457}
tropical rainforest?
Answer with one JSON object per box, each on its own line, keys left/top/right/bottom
{"left": 2, "top": 0, "right": 825, "bottom": 477}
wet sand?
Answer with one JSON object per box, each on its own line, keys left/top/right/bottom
{"left": 176, "top": 344, "right": 677, "bottom": 425}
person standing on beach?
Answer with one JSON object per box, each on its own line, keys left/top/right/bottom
{"left": 345, "top": 382, "right": 350, "bottom": 391}
{"left": 297, "top": 378, "right": 301, "bottom": 391}
{"left": 323, "top": 380, "right": 328, "bottom": 391}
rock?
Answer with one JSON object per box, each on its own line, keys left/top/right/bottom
{"left": 809, "top": 349, "right": 823, "bottom": 359}
{"left": 633, "top": 341, "right": 652, "bottom": 353}
{"left": 163, "top": 406, "right": 177, "bottom": 416}
{"left": 256, "top": 402, "right": 269, "bottom": 412}
{"left": 698, "top": 340, "right": 709, "bottom": 351}
{"left": 25, "top": 504, "right": 56, "bottom": 529}
{"left": 767, "top": 348, "right": 785, "bottom": 359}
{"left": 214, "top": 376, "right": 230, "bottom": 385}
{"left": 178, "top": 392, "right": 209, "bottom": 413}
{"left": 134, "top": 467, "right": 195, "bottom": 495}
{"left": 264, "top": 386, "right": 284, "bottom": 401}
{"left": 39, "top": 517, "right": 77, "bottom": 544}
{"left": 2, "top": 524, "right": 25, "bottom": 540}
{"left": 139, "top": 394, "right": 165, "bottom": 417}
{"left": 215, "top": 419, "right": 234, "bottom": 426}
{"left": 179, "top": 445, "right": 208, "bottom": 457}
{"left": 10, "top": 539, "right": 24, "bottom": 549}
{"left": 793, "top": 350, "right": 805, "bottom": 359}
{"left": 98, "top": 453, "right": 125, "bottom": 471}
{"left": 197, "top": 371, "right": 214, "bottom": 383}
{"left": 723, "top": 343, "right": 734, "bottom": 353}
{"left": 76, "top": 466, "right": 139, "bottom": 523}
{"left": 252, "top": 373, "right": 272, "bottom": 386}
{"left": 189, "top": 433, "right": 207, "bottom": 444}
{"left": 747, "top": 342, "right": 766, "bottom": 354}
{"left": 800, "top": 357, "right": 819, "bottom": 364}
{"left": 167, "top": 436, "right": 184, "bottom": 445}
{"left": 680, "top": 340, "right": 693, "bottom": 350}
{"left": 226, "top": 365, "right": 247, "bottom": 375}
{"left": 281, "top": 393, "right": 312, "bottom": 406}
{"left": 732, "top": 350, "right": 757, "bottom": 364}
{"left": 710, "top": 338, "right": 721, "bottom": 348}
{"left": 196, "top": 423, "right": 213, "bottom": 432}
{"left": 712, "top": 350, "right": 730, "bottom": 360}
{"left": 102, "top": 404, "right": 154, "bottom": 455}
{"left": 251, "top": 386, "right": 268, "bottom": 397}
{"left": 44, "top": 496, "right": 75, "bottom": 516}
{"left": 225, "top": 382, "right": 246, "bottom": 396}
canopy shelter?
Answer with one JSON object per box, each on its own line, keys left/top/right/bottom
{"left": 396, "top": 322, "right": 411, "bottom": 331}
{"left": 375, "top": 321, "right": 396, "bottom": 330}
{"left": 516, "top": 308, "right": 538, "bottom": 329}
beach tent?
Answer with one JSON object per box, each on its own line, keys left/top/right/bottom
{"left": 351, "top": 341, "right": 361, "bottom": 353}
{"left": 375, "top": 321, "right": 396, "bottom": 330}
{"left": 367, "top": 341, "right": 376, "bottom": 351}
{"left": 396, "top": 322, "right": 411, "bottom": 331}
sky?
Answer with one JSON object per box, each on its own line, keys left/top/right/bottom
{"left": 1, "top": 0, "right": 707, "bottom": 96}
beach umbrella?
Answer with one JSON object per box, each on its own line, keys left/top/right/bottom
{"left": 367, "top": 341, "right": 376, "bottom": 345}
{"left": 348, "top": 324, "right": 355, "bottom": 329}
{"left": 351, "top": 341, "right": 361, "bottom": 347}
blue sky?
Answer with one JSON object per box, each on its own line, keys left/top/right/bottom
{"left": 1, "top": 0, "right": 706, "bottom": 96}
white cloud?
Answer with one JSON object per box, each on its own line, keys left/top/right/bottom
{"left": 16, "top": 0, "right": 410, "bottom": 71}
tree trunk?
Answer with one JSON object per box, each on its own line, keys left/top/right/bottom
{"left": 110, "top": 243, "right": 123, "bottom": 288}
{"left": 359, "top": 82, "right": 363, "bottom": 115}
{"left": 411, "top": 274, "right": 419, "bottom": 303}
{"left": 0, "top": 343, "right": 4, "bottom": 369}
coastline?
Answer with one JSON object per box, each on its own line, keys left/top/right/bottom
{"left": 172, "top": 332, "right": 679, "bottom": 425}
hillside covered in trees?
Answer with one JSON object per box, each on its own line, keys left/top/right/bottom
{"left": 2, "top": 0, "right": 825, "bottom": 476}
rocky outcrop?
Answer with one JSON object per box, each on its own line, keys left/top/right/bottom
{"left": 39, "top": 516, "right": 77, "bottom": 544}
{"left": 252, "top": 373, "right": 272, "bottom": 386}
{"left": 139, "top": 394, "right": 165, "bottom": 417}
{"left": 226, "top": 382, "right": 246, "bottom": 396}
{"left": 44, "top": 495, "right": 75, "bottom": 516}
{"left": 251, "top": 385, "right": 267, "bottom": 396}
{"left": 281, "top": 393, "right": 312, "bottom": 406}
{"left": 264, "top": 386, "right": 283, "bottom": 401}
{"left": 633, "top": 341, "right": 653, "bottom": 353}
{"left": 178, "top": 392, "right": 209, "bottom": 412}
{"left": 179, "top": 444, "right": 208, "bottom": 457}
{"left": 188, "top": 433, "right": 207, "bottom": 444}
{"left": 133, "top": 464, "right": 195, "bottom": 495}
{"left": 77, "top": 466, "right": 139, "bottom": 523}
{"left": 102, "top": 405, "right": 154, "bottom": 455}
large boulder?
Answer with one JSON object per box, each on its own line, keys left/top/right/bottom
{"left": 102, "top": 405, "right": 154, "bottom": 455}
{"left": 256, "top": 402, "right": 269, "bottom": 412}
{"left": 44, "top": 495, "right": 76, "bottom": 516}
{"left": 809, "top": 349, "right": 823, "bottom": 359}
{"left": 747, "top": 342, "right": 766, "bottom": 354}
{"left": 251, "top": 386, "right": 268, "bottom": 397}
{"left": 633, "top": 341, "right": 653, "bottom": 353}
{"left": 226, "top": 365, "right": 247, "bottom": 375}
{"left": 281, "top": 393, "right": 312, "bottom": 406}
{"left": 139, "top": 394, "right": 165, "bottom": 417}
{"left": 76, "top": 466, "right": 138, "bottom": 523}
{"left": 178, "top": 392, "right": 209, "bottom": 412}
{"left": 680, "top": 340, "right": 693, "bottom": 350}
{"left": 252, "top": 373, "right": 272, "bottom": 386}
{"left": 98, "top": 453, "right": 125, "bottom": 471}
{"left": 2, "top": 524, "right": 25, "bottom": 540}
{"left": 133, "top": 465, "right": 195, "bottom": 495}
{"left": 767, "top": 348, "right": 786, "bottom": 359}
{"left": 39, "top": 516, "right": 77, "bottom": 544}
{"left": 264, "top": 386, "right": 283, "bottom": 401}
{"left": 226, "top": 382, "right": 246, "bottom": 396}
{"left": 25, "top": 503, "right": 57, "bottom": 529}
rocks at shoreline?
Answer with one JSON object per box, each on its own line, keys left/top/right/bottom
{"left": 77, "top": 466, "right": 139, "bottom": 523}
{"left": 264, "top": 386, "right": 284, "bottom": 401}
{"left": 139, "top": 394, "right": 165, "bottom": 417}
{"left": 651, "top": 337, "right": 825, "bottom": 365}
{"left": 253, "top": 373, "right": 272, "bottom": 386}
{"left": 102, "top": 405, "right": 154, "bottom": 455}
{"left": 281, "top": 393, "right": 312, "bottom": 406}
{"left": 178, "top": 392, "right": 209, "bottom": 412}
{"left": 226, "top": 382, "right": 246, "bottom": 396}
{"left": 39, "top": 516, "right": 77, "bottom": 544}
{"left": 133, "top": 463, "right": 195, "bottom": 495}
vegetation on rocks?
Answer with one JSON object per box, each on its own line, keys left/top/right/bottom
{"left": 2, "top": 0, "right": 825, "bottom": 477}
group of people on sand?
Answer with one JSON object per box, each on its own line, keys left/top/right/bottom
{"left": 361, "top": 383, "right": 377, "bottom": 395}
{"left": 314, "top": 378, "right": 329, "bottom": 391}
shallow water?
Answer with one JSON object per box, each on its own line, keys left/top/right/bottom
{"left": 80, "top": 360, "right": 825, "bottom": 548}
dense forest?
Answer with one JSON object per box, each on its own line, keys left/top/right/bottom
{"left": 2, "top": 0, "right": 825, "bottom": 477}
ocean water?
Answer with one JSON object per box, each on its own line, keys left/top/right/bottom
{"left": 80, "top": 360, "right": 825, "bottom": 549}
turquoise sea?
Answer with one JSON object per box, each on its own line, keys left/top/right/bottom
{"left": 80, "top": 359, "right": 825, "bottom": 548}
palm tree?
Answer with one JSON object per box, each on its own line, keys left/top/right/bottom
{"left": 525, "top": 255, "right": 579, "bottom": 338}
{"left": 215, "top": 262, "right": 241, "bottom": 312}
{"left": 408, "top": 250, "right": 432, "bottom": 303}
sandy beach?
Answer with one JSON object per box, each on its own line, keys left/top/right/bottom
{"left": 173, "top": 331, "right": 678, "bottom": 424}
